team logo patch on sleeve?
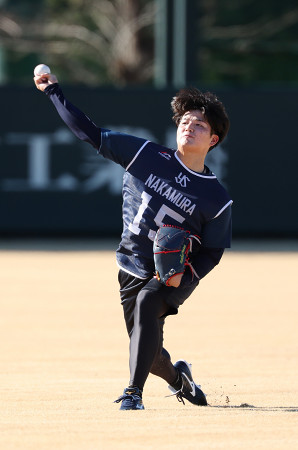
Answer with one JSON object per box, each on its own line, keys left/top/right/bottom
{"left": 158, "top": 152, "right": 172, "bottom": 160}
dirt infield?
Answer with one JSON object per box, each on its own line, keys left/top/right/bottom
{"left": 0, "top": 240, "right": 297, "bottom": 449}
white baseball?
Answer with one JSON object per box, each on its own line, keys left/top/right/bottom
{"left": 34, "top": 64, "right": 51, "bottom": 76}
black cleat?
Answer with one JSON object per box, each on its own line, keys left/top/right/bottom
{"left": 114, "top": 386, "right": 145, "bottom": 410}
{"left": 168, "top": 360, "right": 207, "bottom": 406}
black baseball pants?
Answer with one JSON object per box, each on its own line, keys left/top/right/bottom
{"left": 118, "top": 269, "right": 199, "bottom": 391}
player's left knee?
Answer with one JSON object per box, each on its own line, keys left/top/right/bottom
{"left": 135, "top": 289, "right": 155, "bottom": 317}
{"left": 135, "top": 288, "right": 168, "bottom": 320}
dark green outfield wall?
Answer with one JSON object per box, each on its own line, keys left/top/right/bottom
{"left": 0, "top": 85, "right": 297, "bottom": 237}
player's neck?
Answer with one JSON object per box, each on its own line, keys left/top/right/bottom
{"left": 176, "top": 150, "right": 206, "bottom": 174}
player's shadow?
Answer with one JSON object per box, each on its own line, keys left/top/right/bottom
{"left": 209, "top": 403, "right": 298, "bottom": 412}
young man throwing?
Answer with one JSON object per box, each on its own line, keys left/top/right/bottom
{"left": 34, "top": 72, "right": 232, "bottom": 410}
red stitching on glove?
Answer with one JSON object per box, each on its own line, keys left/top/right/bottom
{"left": 162, "top": 224, "right": 190, "bottom": 232}
{"left": 161, "top": 224, "right": 201, "bottom": 241}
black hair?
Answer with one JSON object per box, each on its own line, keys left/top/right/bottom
{"left": 171, "top": 87, "right": 230, "bottom": 150}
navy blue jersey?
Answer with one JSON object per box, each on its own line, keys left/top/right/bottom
{"left": 45, "top": 84, "right": 232, "bottom": 280}
{"left": 100, "top": 130, "right": 232, "bottom": 279}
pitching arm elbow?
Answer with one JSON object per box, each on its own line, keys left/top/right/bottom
{"left": 190, "top": 247, "right": 224, "bottom": 280}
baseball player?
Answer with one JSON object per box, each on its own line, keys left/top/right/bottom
{"left": 34, "top": 72, "right": 232, "bottom": 410}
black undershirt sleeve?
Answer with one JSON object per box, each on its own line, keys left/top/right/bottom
{"left": 191, "top": 247, "right": 224, "bottom": 280}
{"left": 44, "top": 83, "right": 101, "bottom": 149}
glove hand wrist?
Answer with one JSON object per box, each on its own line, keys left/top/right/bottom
{"left": 166, "top": 273, "right": 183, "bottom": 288}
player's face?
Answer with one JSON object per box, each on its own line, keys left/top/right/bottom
{"left": 176, "top": 110, "right": 219, "bottom": 155}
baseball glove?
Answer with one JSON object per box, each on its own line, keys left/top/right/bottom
{"left": 153, "top": 224, "right": 200, "bottom": 286}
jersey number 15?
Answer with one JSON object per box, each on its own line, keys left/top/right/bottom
{"left": 128, "top": 191, "right": 185, "bottom": 241}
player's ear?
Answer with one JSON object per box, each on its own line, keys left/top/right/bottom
{"left": 210, "top": 135, "right": 219, "bottom": 147}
